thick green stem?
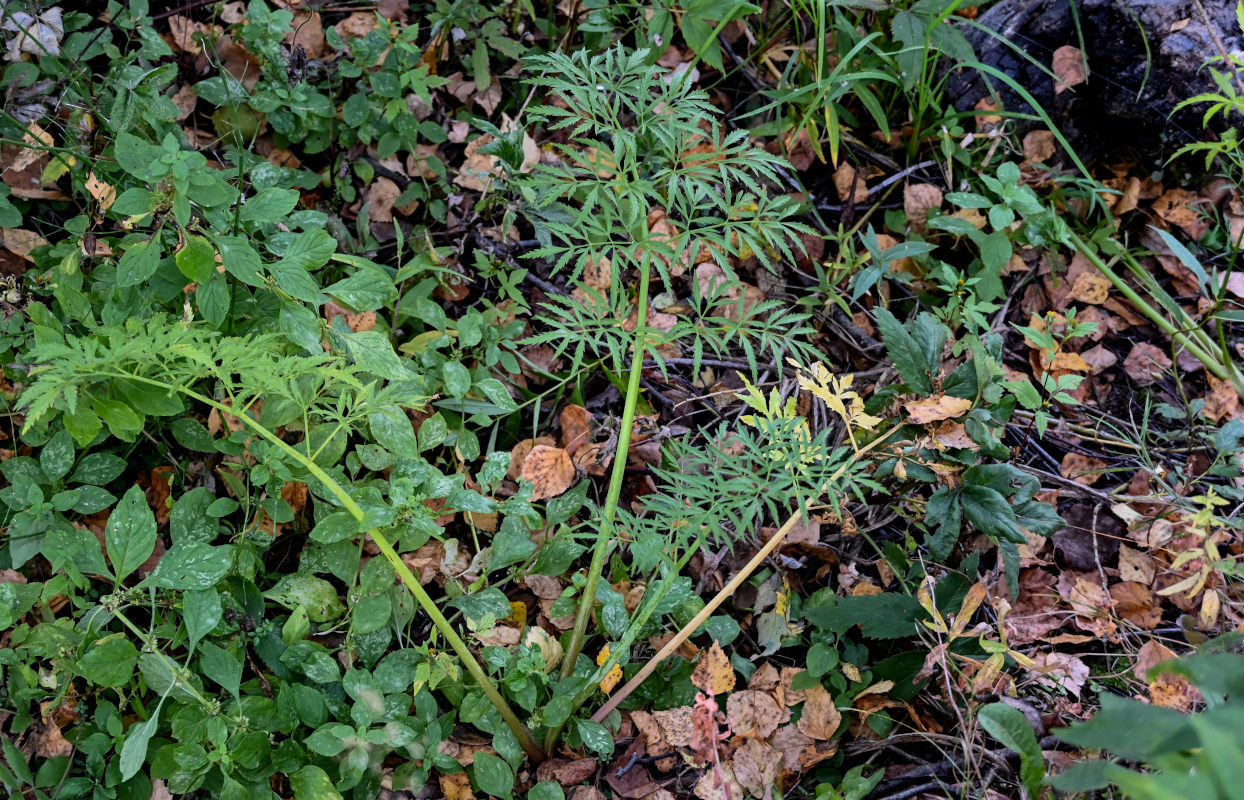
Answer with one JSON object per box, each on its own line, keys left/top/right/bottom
{"left": 547, "top": 256, "right": 652, "bottom": 751}
{"left": 1069, "top": 234, "right": 1244, "bottom": 399}
{"left": 113, "top": 374, "right": 546, "bottom": 763}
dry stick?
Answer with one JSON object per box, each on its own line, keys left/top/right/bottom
{"left": 590, "top": 426, "right": 902, "bottom": 724}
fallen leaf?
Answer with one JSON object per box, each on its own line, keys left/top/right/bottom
{"left": 771, "top": 724, "right": 816, "bottom": 772}
{"left": 1027, "top": 651, "right": 1089, "bottom": 697}
{"left": 1123, "top": 343, "right": 1172, "bottom": 385}
{"left": 833, "top": 162, "right": 868, "bottom": 204}
{"left": 1004, "top": 568, "right": 1064, "bottom": 644}
{"left": 693, "top": 763, "right": 743, "bottom": 800}
{"left": 1022, "top": 130, "right": 1056, "bottom": 162}
{"left": 336, "top": 11, "right": 380, "bottom": 40}
{"left": 903, "top": 183, "right": 943, "bottom": 231}
{"left": 1058, "top": 452, "right": 1108, "bottom": 486}
{"left": 725, "top": 690, "right": 782, "bottom": 739}
{"left": 536, "top": 758, "right": 598, "bottom": 787}
{"left": 1110, "top": 581, "right": 1162, "bottom": 629}
{"left": 731, "top": 738, "right": 782, "bottom": 797}
{"left": 559, "top": 404, "right": 592, "bottom": 457}
{"left": 519, "top": 445, "right": 576, "bottom": 500}
{"left": 903, "top": 394, "right": 972, "bottom": 424}
{"left": 597, "top": 645, "right": 623, "bottom": 694}
{"left": 2, "top": 228, "right": 48, "bottom": 261}
{"left": 1069, "top": 272, "right": 1109, "bottom": 304}
{"left": 691, "top": 641, "right": 736, "bottom": 695}
{"left": 1052, "top": 45, "right": 1087, "bottom": 94}
{"left": 1202, "top": 375, "right": 1239, "bottom": 423}
{"left": 652, "top": 706, "right": 694, "bottom": 747}
{"left": 508, "top": 436, "right": 555, "bottom": 480}
{"left": 364, "top": 176, "right": 401, "bottom": 223}
{"left": 1080, "top": 344, "right": 1118, "bottom": 374}
{"left": 796, "top": 684, "right": 841, "bottom": 741}
{"left": 1149, "top": 670, "right": 1201, "bottom": 711}
{"left": 1117, "top": 544, "right": 1156, "bottom": 585}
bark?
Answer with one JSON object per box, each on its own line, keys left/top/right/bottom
{"left": 947, "top": 0, "right": 1243, "bottom": 165}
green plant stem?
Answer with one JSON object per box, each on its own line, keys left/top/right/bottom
{"left": 1068, "top": 233, "right": 1244, "bottom": 399}
{"left": 548, "top": 257, "right": 652, "bottom": 750}
{"left": 109, "top": 373, "right": 546, "bottom": 763}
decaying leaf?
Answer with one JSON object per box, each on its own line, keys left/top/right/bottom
{"left": 725, "top": 690, "right": 782, "bottom": 739}
{"left": 796, "top": 684, "right": 841, "bottom": 741}
{"left": 691, "top": 641, "right": 736, "bottom": 696}
{"left": 903, "top": 394, "right": 972, "bottom": 424}
{"left": 1122, "top": 343, "right": 1173, "bottom": 385}
{"left": 1052, "top": 45, "right": 1086, "bottom": 94}
{"left": 518, "top": 444, "right": 576, "bottom": 500}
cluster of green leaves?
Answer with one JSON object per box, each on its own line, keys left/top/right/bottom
{"left": 866, "top": 306, "right": 1065, "bottom": 593}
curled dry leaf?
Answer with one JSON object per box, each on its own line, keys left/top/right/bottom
{"left": 519, "top": 444, "right": 577, "bottom": 500}
{"left": 1027, "top": 651, "right": 1089, "bottom": 697}
{"left": 903, "top": 394, "right": 972, "bottom": 424}
{"left": 597, "top": 645, "right": 623, "bottom": 694}
{"left": 1110, "top": 580, "right": 1162, "bottom": 629}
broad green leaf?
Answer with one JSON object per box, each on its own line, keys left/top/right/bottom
{"left": 216, "top": 235, "right": 264, "bottom": 286}
{"left": 184, "top": 588, "right": 221, "bottom": 647}
{"left": 369, "top": 406, "right": 418, "bottom": 456}
{"left": 199, "top": 641, "right": 242, "bottom": 697}
{"left": 442, "top": 361, "right": 471, "bottom": 398}
{"left": 176, "top": 234, "right": 217, "bottom": 283}
{"left": 78, "top": 634, "right": 139, "bottom": 687}
{"left": 39, "top": 429, "right": 74, "bottom": 482}
{"left": 873, "top": 307, "right": 933, "bottom": 395}
{"left": 332, "top": 329, "right": 410, "bottom": 380}
{"left": 116, "top": 239, "right": 161, "bottom": 287}
{"left": 279, "top": 229, "right": 337, "bottom": 272}
{"left": 264, "top": 574, "right": 346, "bottom": 622}
{"left": 472, "top": 752, "right": 514, "bottom": 799}
{"left": 119, "top": 707, "right": 160, "bottom": 781}
{"left": 146, "top": 541, "right": 232, "bottom": 590}
{"left": 241, "top": 187, "right": 299, "bottom": 223}
{"left": 574, "top": 718, "right": 615, "bottom": 757}
{"left": 978, "top": 703, "right": 1044, "bottom": 796}
{"left": 326, "top": 266, "right": 398, "bottom": 311}
{"left": 106, "top": 485, "right": 157, "bottom": 582}
{"left": 1055, "top": 693, "right": 1195, "bottom": 761}
{"left": 196, "top": 272, "right": 230, "bottom": 328}
{"left": 290, "top": 765, "right": 344, "bottom": 800}
{"left": 309, "top": 511, "right": 359, "bottom": 544}
{"left": 961, "top": 484, "right": 1026, "bottom": 544}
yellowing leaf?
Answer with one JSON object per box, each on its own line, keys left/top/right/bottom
{"left": 903, "top": 394, "right": 971, "bottom": 424}
{"left": 690, "top": 640, "right": 736, "bottom": 695}
{"left": 597, "top": 645, "right": 623, "bottom": 694}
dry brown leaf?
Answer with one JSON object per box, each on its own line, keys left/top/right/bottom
{"left": 652, "top": 706, "right": 694, "bottom": 747}
{"left": 1123, "top": 343, "right": 1172, "bottom": 385}
{"left": 1027, "top": 651, "right": 1089, "bottom": 697}
{"left": 2, "top": 227, "right": 47, "bottom": 261}
{"left": 519, "top": 445, "right": 576, "bottom": 500}
{"left": 796, "top": 684, "right": 841, "bottom": 741}
{"left": 1022, "top": 130, "right": 1056, "bottom": 162}
{"left": 559, "top": 404, "right": 592, "bottom": 456}
{"left": 1058, "top": 452, "right": 1108, "bottom": 486}
{"left": 903, "top": 394, "right": 972, "bottom": 424}
{"left": 691, "top": 641, "right": 736, "bottom": 696}
{"left": 629, "top": 710, "right": 677, "bottom": 773}
{"left": 166, "top": 15, "right": 215, "bottom": 54}
{"left": 583, "top": 253, "right": 612, "bottom": 291}
{"left": 1069, "top": 272, "right": 1109, "bottom": 304}
{"left": 1004, "top": 568, "right": 1064, "bottom": 644}
{"left": 1149, "top": 670, "right": 1202, "bottom": 711}
{"left": 1052, "top": 45, "right": 1087, "bottom": 94}
{"left": 453, "top": 135, "right": 501, "bottom": 192}
{"left": 771, "top": 724, "right": 815, "bottom": 772}
{"left": 8, "top": 123, "right": 53, "bottom": 173}
{"left": 1110, "top": 581, "right": 1162, "bottom": 629}
{"left": 904, "top": 183, "right": 943, "bottom": 231}
{"left": 1060, "top": 573, "right": 1117, "bottom": 636}
{"left": 508, "top": 436, "right": 555, "bottom": 480}
{"left": 1117, "top": 544, "right": 1156, "bottom": 585}
{"left": 336, "top": 11, "right": 380, "bottom": 40}
{"left": 439, "top": 771, "right": 476, "bottom": 800}
{"left": 1080, "top": 344, "right": 1118, "bottom": 374}
{"left": 1134, "top": 640, "right": 1176, "bottom": 680}
{"left": 725, "top": 690, "right": 782, "bottom": 739}
{"left": 1202, "top": 375, "right": 1239, "bottom": 423}
{"left": 693, "top": 763, "right": 743, "bottom": 800}
{"left": 832, "top": 162, "right": 868, "bottom": 204}
{"left": 933, "top": 421, "right": 977, "bottom": 450}
{"left": 364, "top": 176, "right": 401, "bottom": 223}
{"left": 731, "top": 738, "right": 782, "bottom": 797}
{"left": 1152, "top": 188, "right": 1207, "bottom": 239}
{"left": 536, "top": 758, "right": 598, "bottom": 787}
